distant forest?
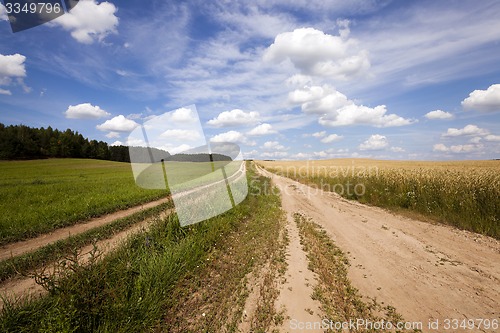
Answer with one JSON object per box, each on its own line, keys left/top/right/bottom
{"left": 0, "top": 124, "right": 231, "bottom": 162}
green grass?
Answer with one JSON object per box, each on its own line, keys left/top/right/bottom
{"left": 134, "top": 160, "right": 243, "bottom": 192}
{"left": 0, "top": 201, "right": 173, "bottom": 283}
{"left": 0, "top": 159, "right": 169, "bottom": 245}
{"left": 0, "top": 162, "right": 286, "bottom": 332}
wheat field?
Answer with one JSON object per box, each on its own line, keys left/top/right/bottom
{"left": 258, "top": 159, "right": 500, "bottom": 239}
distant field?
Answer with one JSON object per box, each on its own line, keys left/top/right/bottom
{"left": 0, "top": 159, "right": 168, "bottom": 245}
{"left": 133, "top": 160, "right": 243, "bottom": 191}
{"left": 259, "top": 159, "right": 500, "bottom": 239}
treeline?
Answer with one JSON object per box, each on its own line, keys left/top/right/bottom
{"left": 0, "top": 123, "right": 127, "bottom": 161}
{"left": 0, "top": 124, "right": 231, "bottom": 162}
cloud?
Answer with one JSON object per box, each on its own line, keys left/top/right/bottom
{"left": 170, "top": 107, "right": 197, "bottom": 123}
{"left": 207, "top": 109, "right": 260, "bottom": 127}
{"left": 289, "top": 85, "right": 414, "bottom": 127}
{"left": 390, "top": 146, "right": 405, "bottom": 153}
{"left": 485, "top": 134, "right": 500, "bottom": 142}
{"left": 432, "top": 143, "right": 448, "bottom": 152}
{"left": 461, "top": 84, "right": 500, "bottom": 112}
{"left": 264, "top": 27, "right": 370, "bottom": 80}
{"left": 312, "top": 131, "right": 326, "bottom": 138}
{"left": 262, "top": 141, "right": 286, "bottom": 151}
{"left": 64, "top": 103, "right": 110, "bottom": 119}
{"left": 247, "top": 123, "right": 277, "bottom": 136}
{"left": 286, "top": 74, "right": 313, "bottom": 87}
{"left": 261, "top": 151, "right": 289, "bottom": 158}
{"left": 164, "top": 144, "right": 193, "bottom": 155}
{"left": 320, "top": 134, "right": 343, "bottom": 143}
{"left": 0, "top": 53, "right": 27, "bottom": 94}
{"left": 110, "top": 140, "right": 123, "bottom": 146}
{"left": 359, "top": 134, "right": 388, "bottom": 151}
{"left": 425, "top": 110, "right": 454, "bottom": 120}
{"left": 210, "top": 130, "right": 246, "bottom": 143}
{"left": 51, "top": 0, "right": 119, "bottom": 44}
{"left": 442, "top": 124, "right": 489, "bottom": 137}
{"left": 97, "top": 115, "right": 139, "bottom": 132}
{"left": 105, "top": 131, "right": 120, "bottom": 139}
{"left": 433, "top": 143, "right": 481, "bottom": 153}
{"left": 160, "top": 129, "right": 201, "bottom": 141}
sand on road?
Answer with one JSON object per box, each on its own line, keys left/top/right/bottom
{"left": 258, "top": 166, "right": 499, "bottom": 332}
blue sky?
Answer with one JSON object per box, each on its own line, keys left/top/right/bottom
{"left": 1, "top": 0, "right": 499, "bottom": 160}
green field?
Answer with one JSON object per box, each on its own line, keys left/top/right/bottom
{"left": 0, "top": 159, "right": 169, "bottom": 245}
{"left": 132, "top": 160, "right": 243, "bottom": 191}
{"left": 0, "top": 162, "right": 286, "bottom": 332}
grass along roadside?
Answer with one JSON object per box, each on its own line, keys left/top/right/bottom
{"left": 0, "top": 159, "right": 169, "bottom": 245}
{"left": 294, "top": 212, "right": 421, "bottom": 333}
{"left": 0, "top": 162, "right": 287, "bottom": 332}
{"left": 160, "top": 169, "right": 288, "bottom": 333}
{"left": 0, "top": 201, "right": 173, "bottom": 284}
{"left": 259, "top": 159, "right": 499, "bottom": 239}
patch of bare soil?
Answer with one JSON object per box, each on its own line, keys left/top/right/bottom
{"left": 0, "top": 209, "right": 171, "bottom": 309}
{"left": 257, "top": 166, "right": 500, "bottom": 333}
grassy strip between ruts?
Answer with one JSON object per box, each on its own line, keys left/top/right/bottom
{"left": 0, "top": 201, "right": 173, "bottom": 284}
{"left": 294, "top": 212, "right": 421, "bottom": 333}
{"left": 0, "top": 162, "right": 287, "bottom": 333}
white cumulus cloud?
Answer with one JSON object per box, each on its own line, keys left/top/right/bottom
{"left": 286, "top": 74, "right": 313, "bottom": 87}
{"left": 106, "top": 131, "right": 120, "bottom": 139}
{"left": 289, "top": 85, "right": 414, "bottom": 127}
{"left": 97, "top": 115, "right": 139, "bottom": 132}
{"left": 390, "top": 146, "right": 405, "bottom": 153}
{"left": 64, "top": 103, "right": 110, "bottom": 119}
{"left": 247, "top": 123, "right": 277, "bottom": 136}
{"left": 312, "top": 131, "right": 326, "bottom": 138}
{"left": 433, "top": 143, "right": 481, "bottom": 153}
{"left": 485, "top": 134, "right": 500, "bottom": 142}
{"left": 170, "top": 107, "right": 197, "bottom": 123}
{"left": 461, "top": 84, "right": 500, "bottom": 112}
{"left": 261, "top": 151, "right": 289, "bottom": 158}
{"left": 359, "top": 134, "right": 388, "bottom": 151}
{"left": 264, "top": 27, "right": 370, "bottom": 80}
{"left": 320, "top": 134, "right": 343, "bottom": 143}
{"left": 207, "top": 109, "right": 260, "bottom": 127}
{"left": 425, "top": 110, "right": 454, "bottom": 120}
{"left": 210, "top": 130, "right": 246, "bottom": 143}
{"left": 442, "top": 124, "right": 489, "bottom": 137}
{"left": 0, "top": 53, "right": 27, "bottom": 94}
{"left": 52, "top": 0, "right": 119, "bottom": 44}
{"left": 262, "top": 141, "right": 286, "bottom": 151}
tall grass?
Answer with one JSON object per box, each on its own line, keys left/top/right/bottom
{"left": 260, "top": 159, "right": 499, "bottom": 239}
{"left": 0, "top": 159, "right": 168, "bottom": 245}
{"left": 0, "top": 163, "right": 283, "bottom": 332}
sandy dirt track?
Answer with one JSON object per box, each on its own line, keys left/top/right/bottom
{"left": 0, "top": 208, "right": 172, "bottom": 309}
{"left": 257, "top": 166, "right": 499, "bottom": 332}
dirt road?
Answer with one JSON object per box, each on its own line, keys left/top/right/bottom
{"left": 257, "top": 166, "right": 500, "bottom": 332}
{"left": 0, "top": 208, "right": 172, "bottom": 309}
